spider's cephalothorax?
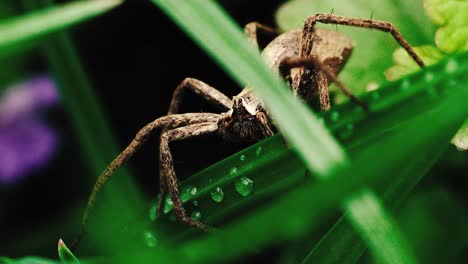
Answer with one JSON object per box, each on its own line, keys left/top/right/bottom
{"left": 74, "top": 14, "right": 425, "bottom": 246}
{"left": 218, "top": 89, "right": 273, "bottom": 143}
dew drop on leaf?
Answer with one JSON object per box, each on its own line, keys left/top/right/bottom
{"left": 210, "top": 187, "right": 225, "bottom": 202}
{"left": 148, "top": 203, "right": 157, "bottom": 221}
{"left": 181, "top": 185, "right": 198, "bottom": 202}
{"left": 163, "top": 196, "right": 173, "bottom": 214}
{"left": 143, "top": 230, "right": 158, "bottom": 248}
{"left": 338, "top": 123, "right": 354, "bottom": 140}
{"left": 235, "top": 177, "right": 254, "bottom": 197}
{"left": 230, "top": 167, "right": 237, "bottom": 175}
{"left": 256, "top": 146, "right": 262, "bottom": 157}
{"left": 239, "top": 154, "right": 245, "bottom": 161}
{"left": 330, "top": 111, "right": 340, "bottom": 122}
{"left": 191, "top": 211, "right": 202, "bottom": 221}
{"left": 400, "top": 79, "right": 411, "bottom": 91}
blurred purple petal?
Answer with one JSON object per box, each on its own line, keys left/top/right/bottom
{"left": 0, "top": 76, "right": 59, "bottom": 125}
{"left": 0, "top": 75, "right": 59, "bottom": 185}
{"left": 0, "top": 119, "right": 57, "bottom": 184}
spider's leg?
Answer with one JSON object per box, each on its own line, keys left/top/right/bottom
{"left": 244, "top": 22, "right": 279, "bottom": 51}
{"left": 167, "top": 78, "right": 232, "bottom": 115}
{"left": 280, "top": 56, "right": 368, "bottom": 111}
{"left": 72, "top": 113, "right": 220, "bottom": 249}
{"left": 160, "top": 122, "right": 219, "bottom": 230}
{"left": 301, "top": 14, "right": 424, "bottom": 67}
{"left": 157, "top": 78, "right": 231, "bottom": 216}
{"left": 296, "top": 14, "right": 424, "bottom": 110}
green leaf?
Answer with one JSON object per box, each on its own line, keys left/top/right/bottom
{"left": 451, "top": 119, "right": 468, "bottom": 151}
{"left": 0, "top": 0, "right": 123, "bottom": 57}
{"left": 58, "top": 239, "right": 80, "bottom": 264}
{"left": 385, "top": 0, "right": 468, "bottom": 151}
{"left": 275, "top": 0, "right": 435, "bottom": 97}
{"left": 385, "top": 45, "right": 444, "bottom": 81}
{"left": 424, "top": 0, "right": 468, "bottom": 53}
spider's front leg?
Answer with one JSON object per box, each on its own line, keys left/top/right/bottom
{"left": 157, "top": 79, "right": 232, "bottom": 216}
{"left": 160, "top": 122, "right": 219, "bottom": 230}
{"left": 72, "top": 113, "right": 220, "bottom": 248}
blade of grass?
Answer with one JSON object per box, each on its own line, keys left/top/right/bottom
{"left": 21, "top": 0, "right": 144, "bottom": 252}
{"left": 0, "top": 0, "right": 122, "bottom": 57}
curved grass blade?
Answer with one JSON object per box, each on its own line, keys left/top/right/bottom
{"left": 0, "top": 0, "right": 122, "bottom": 57}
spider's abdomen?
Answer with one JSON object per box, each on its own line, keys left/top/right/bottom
{"left": 261, "top": 28, "right": 353, "bottom": 74}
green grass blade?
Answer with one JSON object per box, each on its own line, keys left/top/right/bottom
{"left": 0, "top": 0, "right": 122, "bottom": 57}
{"left": 21, "top": 0, "right": 144, "bottom": 252}
{"left": 58, "top": 239, "right": 80, "bottom": 263}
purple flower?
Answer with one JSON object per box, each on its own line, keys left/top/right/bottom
{"left": 0, "top": 76, "right": 59, "bottom": 185}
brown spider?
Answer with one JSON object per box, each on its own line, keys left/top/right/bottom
{"left": 73, "top": 14, "right": 424, "bottom": 245}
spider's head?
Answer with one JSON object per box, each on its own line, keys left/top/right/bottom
{"left": 218, "top": 89, "right": 274, "bottom": 143}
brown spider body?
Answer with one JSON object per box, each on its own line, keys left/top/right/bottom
{"left": 219, "top": 28, "right": 353, "bottom": 143}
{"left": 74, "top": 14, "right": 425, "bottom": 246}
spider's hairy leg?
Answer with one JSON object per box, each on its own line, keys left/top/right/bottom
{"left": 160, "top": 122, "right": 219, "bottom": 230}
{"left": 158, "top": 78, "right": 232, "bottom": 216}
{"left": 301, "top": 14, "right": 425, "bottom": 67}
{"left": 71, "top": 113, "right": 221, "bottom": 249}
{"left": 296, "top": 13, "right": 425, "bottom": 110}
{"left": 244, "top": 22, "right": 279, "bottom": 51}
{"left": 167, "top": 78, "right": 232, "bottom": 115}
{"left": 280, "top": 56, "right": 369, "bottom": 111}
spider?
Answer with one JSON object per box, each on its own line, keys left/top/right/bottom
{"left": 73, "top": 13, "right": 424, "bottom": 245}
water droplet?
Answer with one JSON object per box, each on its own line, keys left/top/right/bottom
{"left": 256, "top": 146, "right": 262, "bottom": 157}
{"left": 239, "top": 154, "right": 245, "bottom": 161}
{"left": 426, "top": 86, "right": 438, "bottom": 99}
{"left": 181, "top": 185, "right": 198, "bottom": 202}
{"left": 191, "top": 211, "right": 201, "bottom": 221}
{"left": 143, "top": 230, "right": 158, "bottom": 248}
{"left": 230, "top": 167, "right": 238, "bottom": 175}
{"left": 148, "top": 203, "right": 157, "bottom": 221}
{"left": 424, "top": 72, "right": 434, "bottom": 82}
{"left": 445, "top": 59, "right": 458, "bottom": 73}
{"left": 210, "top": 187, "right": 225, "bottom": 202}
{"left": 163, "top": 196, "right": 173, "bottom": 213}
{"left": 330, "top": 111, "right": 340, "bottom": 122}
{"left": 338, "top": 124, "right": 354, "bottom": 139}
{"left": 235, "top": 177, "right": 254, "bottom": 197}
{"left": 192, "top": 200, "right": 199, "bottom": 207}
{"left": 400, "top": 79, "right": 410, "bottom": 91}
{"left": 371, "top": 91, "right": 380, "bottom": 100}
